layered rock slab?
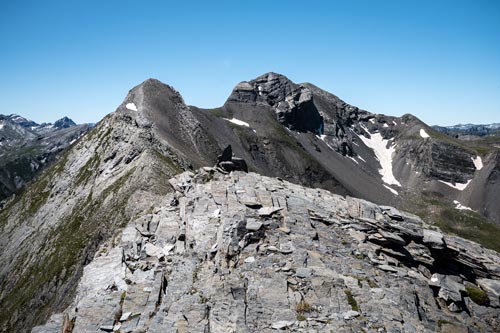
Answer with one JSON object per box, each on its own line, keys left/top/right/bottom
{"left": 33, "top": 169, "right": 500, "bottom": 332}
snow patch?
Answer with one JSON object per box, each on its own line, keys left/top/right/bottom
{"left": 438, "top": 179, "right": 471, "bottom": 191}
{"left": 348, "top": 156, "right": 359, "bottom": 164}
{"left": 393, "top": 121, "right": 397, "bottom": 126}
{"left": 383, "top": 184, "right": 399, "bottom": 195}
{"left": 453, "top": 200, "right": 473, "bottom": 211}
{"left": 357, "top": 131, "right": 401, "bottom": 186}
{"left": 126, "top": 102, "right": 138, "bottom": 111}
{"left": 369, "top": 118, "right": 375, "bottom": 124}
{"left": 0, "top": 122, "right": 4, "bottom": 130}
{"left": 471, "top": 156, "right": 483, "bottom": 170}
{"left": 383, "top": 123, "right": 389, "bottom": 128}
{"left": 359, "top": 124, "right": 371, "bottom": 135}
{"left": 224, "top": 117, "right": 250, "bottom": 127}
{"left": 419, "top": 129, "right": 430, "bottom": 139}
{"left": 316, "top": 134, "right": 335, "bottom": 151}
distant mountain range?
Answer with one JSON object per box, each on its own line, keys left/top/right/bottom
{"left": 0, "top": 114, "right": 90, "bottom": 201}
{"left": 433, "top": 123, "right": 500, "bottom": 139}
{"left": 0, "top": 114, "right": 77, "bottom": 133}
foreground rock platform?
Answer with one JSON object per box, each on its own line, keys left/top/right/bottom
{"left": 33, "top": 169, "right": 500, "bottom": 332}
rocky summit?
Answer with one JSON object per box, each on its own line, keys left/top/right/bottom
{"left": 32, "top": 169, "right": 500, "bottom": 332}
{"left": 0, "top": 73, "right": 499, "bottom": 332}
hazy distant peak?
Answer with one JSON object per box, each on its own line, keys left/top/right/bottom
{"left": 54, "top": 116, "right": 76, "bottom": 129}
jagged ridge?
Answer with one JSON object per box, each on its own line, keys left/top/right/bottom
{"left": 33, "top": 169, "right": 500, "bottom": 332}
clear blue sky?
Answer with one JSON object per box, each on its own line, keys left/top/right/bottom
{"left": 1, "top": 0, "right": 499, "bottom": 126}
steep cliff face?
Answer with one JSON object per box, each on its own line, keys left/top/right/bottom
{"left": 33, "top": 169, "right": 500, "bottom": 333}
{"left": 226, "top": 72, "right": 297, "bottom": 106}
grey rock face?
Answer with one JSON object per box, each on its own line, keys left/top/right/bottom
{"left": 477, "top": 279, "right": 500, "bottom": 307}
{"left": 32, "top": 170, "right": 500, "bottom": 333}
{"left": 423, "top": 229, "right": 445, "bottom": 249}
{"left": 227, "top": 72, "right": 297, "bottom": 106}
{"left": 402, "top": 139, "right": 477, "bottom": 184}
{"left": 275, "top": 86, "right": 324, "bottom": 133}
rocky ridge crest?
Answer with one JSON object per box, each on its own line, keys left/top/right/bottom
{"left": 33, "top": 168, "right": 500, "bottom": 332}
{"left": 0, "top": 106, "right": 185, "bottom": 332}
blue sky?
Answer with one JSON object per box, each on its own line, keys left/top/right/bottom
{"left": 1, "top": 0, "right": 499, "bottom": 125}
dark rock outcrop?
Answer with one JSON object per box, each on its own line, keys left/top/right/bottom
{"left": 226, "top": 72, "right": 297, "bottom": 106}
{"left": 216, "top": 145, "right": 248, "bottom": 173}
{"left": 275, "top": 86, "right": 324, "bottom": 133}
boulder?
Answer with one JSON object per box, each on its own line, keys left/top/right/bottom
{"left": 231, "top": 157, "right": 248, "bottom": 172}
{"left": 422, "top": 229, "right": 445, "bottom": 249}
{"left": 217, "top": 145, "right": 233, "bottom": 163}
{"left": 216, "top": 145, "right": 248, "bottom": 173}
{"left": 477, "top": 278, "right": 500, "bottom": 307}
{"left": 258, "top": 206, "right": 283, "bottom": 216}
{"left": 246, "top": 220, "right": 263, "bottom": 231}
{"left": 378, "top": 229, "right": 406, "bottom": 246}
{"left": 429, "top": 274, "right": 465, "bottom": 303}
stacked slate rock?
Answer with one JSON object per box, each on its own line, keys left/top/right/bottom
{"left": 33, "top": 169, "right": 500, "bottom": 333}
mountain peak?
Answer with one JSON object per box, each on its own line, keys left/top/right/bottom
{"left": 254, "top": 71, "right": 291, "bottom": 82}
{"left": 123, "top": 78, "right": 185, "bottom": 113}
{"left": 6, "top": 114, "right": 39, "bottom": 128}
{"left": 138, "top": 77, "right": 169, "bottom": 88}
{"left": 134, "top": 78, "right": 180, "bottom": 95}
{"left": 54, "top": 116, "right": 76, "bottom": 129}
{"left": 226, "top": 72, "right": 297, "bottom": 106}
